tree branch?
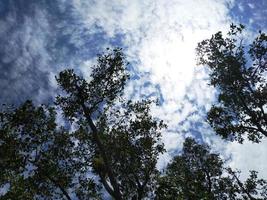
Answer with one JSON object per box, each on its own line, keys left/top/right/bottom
{"left": 81, "top": 103, "right": 122, "bottom": 200}
{"left": 230, "top": 170, "right": 256, "bottom": 200}
{"left": 46, "top": 175, "right": 72, "bottom": 200}
{"left": 236, "top": 92, "right": 267, "bottom": 137}
{"left": 99, "top": 174, "right": 116, "bottom": 198}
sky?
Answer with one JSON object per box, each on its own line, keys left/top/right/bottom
{"left": 0, "top": 0, "right": 266, "bottom": 181}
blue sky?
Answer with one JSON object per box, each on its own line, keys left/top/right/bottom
{"left": 0, "top": 0, "right": 266, "bottom": 180}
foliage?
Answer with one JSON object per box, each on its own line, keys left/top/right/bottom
{"left": 156, "top": 138, "right": 267, "bottom": 200}
{"left": 0, "top": 100, "right": 100, "bottom": 199}
{"left": 1, "top": 45, "right": 266, "bottom": 199}
{"left": 55, "top": 48, "right": 166, "bottom": 200}
{"left": 196, "top": 24, "right": 267, "bottom": 143}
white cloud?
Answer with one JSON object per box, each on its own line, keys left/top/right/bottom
{"left": 0, "top": 4, "right": 56, "bottom": 104}
{"left": 238, "top": 3, "right": 244, "bottom": 12}
{"left": 248, "top": 3, "right": 255, "bottom": 9}
{"left": 1, "top": 0, "right": 265, "bottom": 187}
{"left": 70, "top": 0, "right": 267, "bottom": 178}
{"left": 227, "top": 138, "right": 267, "bottom": 180}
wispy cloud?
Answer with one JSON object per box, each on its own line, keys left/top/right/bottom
{"left": 71, "top": 0, "right": 267, "bottom": 176}
{"left": 0, "top": 1, "right": 53, "bottom": 104}
{"left": 0, "top": 0, "right": 266, "bottom": 178}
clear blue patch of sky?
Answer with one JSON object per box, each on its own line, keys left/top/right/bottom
{"left": 229, "top": 0, "right": 267, "bottom": 31}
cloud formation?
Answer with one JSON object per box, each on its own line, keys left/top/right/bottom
{"left": 0, "top": 0, "right": 266, "bottom": 179}
{"left": 0, "top": 1, "right": 53, "bottom": 104}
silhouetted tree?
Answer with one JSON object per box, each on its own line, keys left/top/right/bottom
{"left": 0, "top": 48, "right": 166, "bottom": 200}
{"left": 55, "top": 48, "right": 166, "bottom": 200}
{"left": 156, "top": 138, "right": 267, "bottom": 200}
{"left": 1, "top": 45, "right": 266, "bottom": 200}
{"left": 196, "top": 24, "right": 267, "bottom": 143}
{"left": 0, "top": 101, "right": 100, "bottom": 199}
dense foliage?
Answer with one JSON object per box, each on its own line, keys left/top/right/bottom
{"left": 156, "top": 138, "right": 267, "bottom": 200}
{"left": 196, "top": 24, "right": 267, "bottom": 143}
{"left": 0, "top": 26, "right": 266, "bottom": 199}
{"left": 0, "top": 49, "right": 166, "bottom": 200}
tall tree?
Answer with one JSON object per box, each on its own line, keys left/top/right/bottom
{"left": 1, "top": 43, "right": 265, "bottom": 200}
{"left": 196, "top": 24, "right": 267, "bottom": 143}
{"left": 0, "top": 48, "right": 165, "bottom": 199}
{"left": 55, "top": 48, "right": 166, "bottom": 200}
{"left": 156, "top": 138, "right": 267, "bottom": 200}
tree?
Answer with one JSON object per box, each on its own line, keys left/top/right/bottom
{"left": 0, "top": 48, "right": 166, "bottom": 199}
{"left": 0, "top": 100, "right": 100, "bottom": 199}
{"left": 1, "top": 45, "right": 266, "bottom": 199}
{"left": 156, "top": 138, "right": 267, "bottom": 200}
{"left": 55, "top": 48, "right": 166, "bottom": 200}
{"left": 196, "top": 24, "right": 267, "bottom": 143}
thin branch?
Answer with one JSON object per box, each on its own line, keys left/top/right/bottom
{"left": 46, "top": 175, "right": 72, "bottom": 200}
{"left": 99, "top": 174, "right": 115, "bottom": 198}
{"left": 230, "top": 170, "right": 256, "bottom": 200}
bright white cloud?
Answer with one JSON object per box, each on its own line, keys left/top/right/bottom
{"left": 2, "top": 0, "right": 265, "bottom": 181}
{"left": 70, "top": 0, "right": 266, "bottom": 177}
{"left": 227, "top": 138, "right": 267, "bottom": 180}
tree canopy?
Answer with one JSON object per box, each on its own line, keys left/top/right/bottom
{"left": 196, "top": 24, "right": 267, "bottom": 143}
{"left": 0, "top": 26, "right": 267, "bottom": 199}
{"left": 0, "top": 49, "right": 166, "bottom": 199}
{"left": 156, "top": 138, "right": 267, "bottom": 200}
